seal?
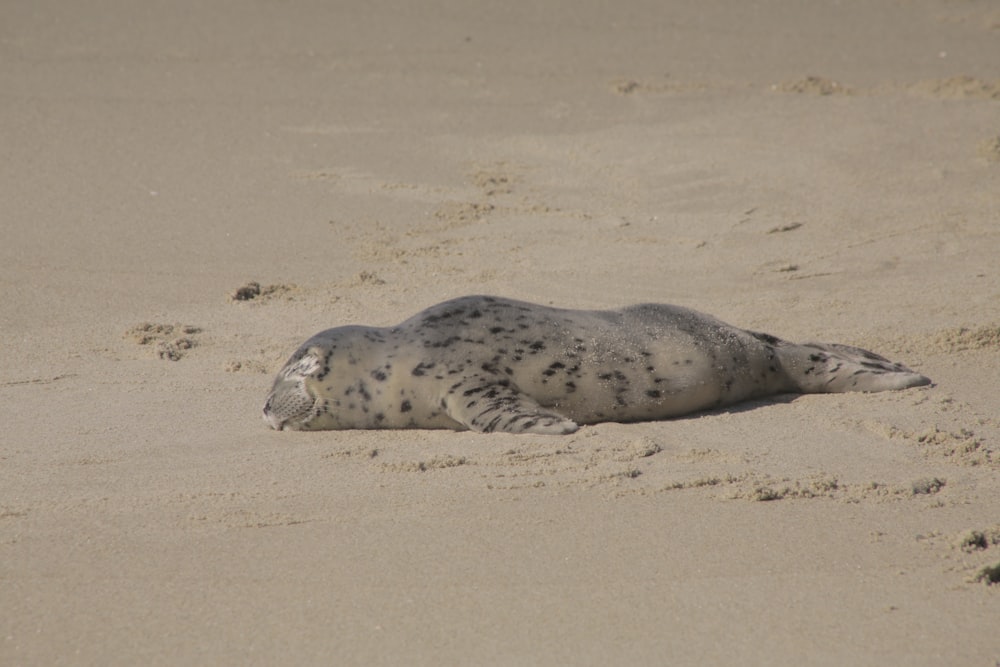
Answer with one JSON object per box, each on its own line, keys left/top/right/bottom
{"left": 263, "top": 295, "right": 930, "bottom": 434}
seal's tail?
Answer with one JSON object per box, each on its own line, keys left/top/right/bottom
{"left": 775, "top": 340, "right": 931, "bottom": 394}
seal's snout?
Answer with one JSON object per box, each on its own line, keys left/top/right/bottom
{"left": 262, "top": 395, "right": 284, "bottom": 430}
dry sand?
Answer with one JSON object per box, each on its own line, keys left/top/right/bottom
{"left": 3, "top": 0, "right": 1000, "bottom": 664}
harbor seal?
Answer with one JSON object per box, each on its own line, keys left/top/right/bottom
{"left": 263, "top": 295, "right": 930, "bottom": 434}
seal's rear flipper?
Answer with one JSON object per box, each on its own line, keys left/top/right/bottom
{"left": 782, "top": 342, "right": 931, "bottom": 394}
{"left": 443, "top": 375, "right": 579, "bottom": 435}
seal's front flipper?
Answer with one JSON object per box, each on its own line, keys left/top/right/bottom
{"left": 442, "top": 376, "right": 579, "bottom": 435}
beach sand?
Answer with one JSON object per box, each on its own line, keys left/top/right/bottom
{"left": 2, "top": 1, "right": 1000, "bottom": 664}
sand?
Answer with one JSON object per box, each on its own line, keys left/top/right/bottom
{"left": 3, "top": 0, "right": 1000, "bottom": 664}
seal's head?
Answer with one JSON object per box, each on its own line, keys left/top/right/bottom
{"left": 262, "top": 350, "right": 322, "bottom": 430}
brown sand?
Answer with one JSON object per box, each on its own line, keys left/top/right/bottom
{"left": 3, "top": 1, "right": 1000, "bottom": 664}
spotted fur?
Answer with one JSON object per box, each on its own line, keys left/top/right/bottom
{"left": 262, "top": 296, "right": 931, "bottom": 434}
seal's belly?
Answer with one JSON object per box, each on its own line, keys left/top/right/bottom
{"left": 409, "top": 305, "right": 775, "bottom": 425}
{"left": 505, "top": 341, "right": 723, "bottom": 423}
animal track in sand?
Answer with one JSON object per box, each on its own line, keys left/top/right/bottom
{"left": 918, "top": 525, "right": 1000, "bottom": 587}
{"left": 124, "top": 322, "right": 202, "bottom": 361}
{"left": 861, "top": 421, "right": 996, "bottom": 467}
{"left": 772, "top": 76, "right": 852, "bottom": 95}
{"left": 229, "top": 281, "right": 300, "bottom": 303}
